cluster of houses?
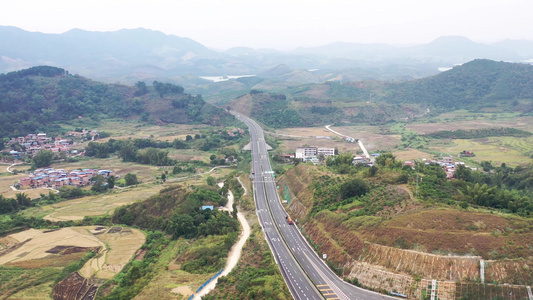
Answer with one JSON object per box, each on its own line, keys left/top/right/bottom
{"left": 6, "top": 133, "right": 73, "bottom": 158}
{"left": 291, "top": 145, "right": 469, "bottom": 180}
{"left": 5, "top": 130, "right": 101, "bottom": 159}
{"left": 66, "top": 129, "right": 99, "bottom": 139}
{"left": 404, "top": 156, "right": 467, "bottom": 179}
{"left": 225, "top": 128, "right": 245, "bottom": 137}
{"left": 18, "top": 168, "right": 114, "bottom": 189}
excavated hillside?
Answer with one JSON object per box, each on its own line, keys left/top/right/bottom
{"left": 277, "top": 164, "right": 533, "bottom": 298}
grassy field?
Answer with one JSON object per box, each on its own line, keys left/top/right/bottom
{"left": 430, "top": 138, "right": 533, "bottom": 167}
{"left": 89, "top": 120, "right": 210, "bottom": 141}
{"left": 0, "top": 266, "right": 62, "bottom": 299}
{"left": 27, "top": 185, "right": 162, "bottom": 221}
{"left": 133, "top": 239, "right": 215, "bottom": 300}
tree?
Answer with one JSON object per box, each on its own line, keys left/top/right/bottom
{"left": 125, "top": 173, "right": 138, "bottom": 186}
{"left": 161, "top": 173, "right": 166, "bottom": 182}
{"left": 186, "top": 135, "right": 193, "bottom": 141}
{"left": 91, "top": 175, "right": 108, "bottom": 193}
{"left": 340, "top": 178, "right": 369, "bottom": 199}
{"left": 375, "top": 153, "right": 397, "bottom": 168}
{"left": 454, "top": 164, "right": 472, "bottom": 182}
{"left": 15, "top": 193, "right": 31, "bottom": 207}
{"left": 458, "top": 183, "right": 496, "bottom": 206}
{"left": 107, "top": 175, "right": 116, "bottom": 189}
{"left": 173, "top": 139, "right": 188, "bottom": 149}
{"left": 206, "top": 176, "right": 216, "bottom": 186}
{"left": 173, "top": 165, "right": 183, "bottom": 174}
{"left": 32, "top": 150, "right": 55, "bottom": 168}
{"left": 134, "top": 81, "right": 148, "bottom": 96}
{"left": 118, "top": 143, "right": 138, "bottom": 162}
{"left": 167, "top": 214, "right": 196, "bottom": 238}
{"left": 368, "top": 165, "right": 378, "bottom": 177}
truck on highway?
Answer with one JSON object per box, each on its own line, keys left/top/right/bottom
{"left": 286, "top": 216, "right": 294, "bottom": 225}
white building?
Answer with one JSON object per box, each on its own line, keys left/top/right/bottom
{"left": 317, "top": 147, "right": 335, "bottom": 157}
{"left": 295, "top": 147, "right": 336, "bottom": 159}
{"left": 295, "top": 147, "right": 318, "bottom": 159}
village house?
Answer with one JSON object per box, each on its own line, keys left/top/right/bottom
{"left": 18, "top": 168, "right": 114, "bottom": 189}
{"left": 6, "top": 132, "right": 73, "bottom": 158}
{"left": 403, "top": 156, "right": 469, "bottom": 179}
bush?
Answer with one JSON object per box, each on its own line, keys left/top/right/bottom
{"left": 340, "top": 178, "right": 369, "bottom": 200}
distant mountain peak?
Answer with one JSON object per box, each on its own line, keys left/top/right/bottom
{"left": 429, "top": 36, "right": 475, "bottom": 44}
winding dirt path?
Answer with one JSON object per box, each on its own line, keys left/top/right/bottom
{"left": 193, "top": 186, "right": 251, "bottom": 299}
{"left": 6, "top": 162, "right": 22, "bottom": 173}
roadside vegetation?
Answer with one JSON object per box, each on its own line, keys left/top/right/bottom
{"left": 204, "top": 225, "right": 291, "bottom": 300}
{"left": 277, "top": 151, "right": 533, "bottom": 298}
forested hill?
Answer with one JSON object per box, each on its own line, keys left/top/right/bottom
{"left": 0, "top": 66, "right": 234, "bottom": 137}
{"left": 384, "top": 59, "right": 533, "bottom": 110}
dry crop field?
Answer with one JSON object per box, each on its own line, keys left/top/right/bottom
{"left": 23, "top": 185, "right": 162, "bottom": 221}
{"left": 90, "top": 120, "right": 209, "bottom": 142}
{"left": 0, "top": 227, "right": 144, "bottom": 276}
{"left": 0, "top": 226, "right": 145, "bottom": 298}
{"left": 407, "top": 113, "right": 533, "bottom": 134}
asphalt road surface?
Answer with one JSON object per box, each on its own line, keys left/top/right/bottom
{"left": 235, "top": 113, "right": 397, "bottom": 300}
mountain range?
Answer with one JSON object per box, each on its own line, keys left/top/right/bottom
{"left": 2, "top": 26, "right": 533, "bottom": 85}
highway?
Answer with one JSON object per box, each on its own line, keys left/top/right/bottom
{"left": 236, "top": 113, "right": 396, "bottom": 300}
{"left": 238, "top": 114, "right": 323, "bottom": 300}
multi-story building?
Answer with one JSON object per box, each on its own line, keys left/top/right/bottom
{"left": 295, "top": 147, "right": 336, "bottom": 159}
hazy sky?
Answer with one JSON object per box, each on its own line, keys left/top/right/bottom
{"left": 2, "top": 0, "right": 533, "bottom": 50}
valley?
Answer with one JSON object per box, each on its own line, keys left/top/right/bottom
{"left": 0, "top": 58, "right": 533, "bottom": 300}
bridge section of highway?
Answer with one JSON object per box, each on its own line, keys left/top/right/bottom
{"left": 236, "top": 113, "right": 396, "bottom": 300}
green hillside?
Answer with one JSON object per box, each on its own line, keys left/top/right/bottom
{"left": 384, "top": 59, "right": 533, "bottom": 110}
{"left": 0, "top": 66, "right": 235, "bottom": 138}
{"left": 229, "top": 59, "right": 533, "bottom": 128}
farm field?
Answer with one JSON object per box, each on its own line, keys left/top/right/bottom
{"left": 412, "top": 111, "right": 533, "bottom": 132}
{"left": 275, "top": 113, "right": 533, "bottom": 168}
{"left": 0, "top": 226, "right": 145, "bottom": 299}
{"left": 407, "top": 115, "right": 533, "bottom": 134}
{"left": 25, "top": 185, "right": 162, "bottom": 221}
{"left": 430, "top": 138, "right": 533, "bottom": 167}
{"left": 89, "top": 120, "right": 210, "bottom": 141}
{"left": 80, "top": 226, "right": 145, "bottom": 279}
